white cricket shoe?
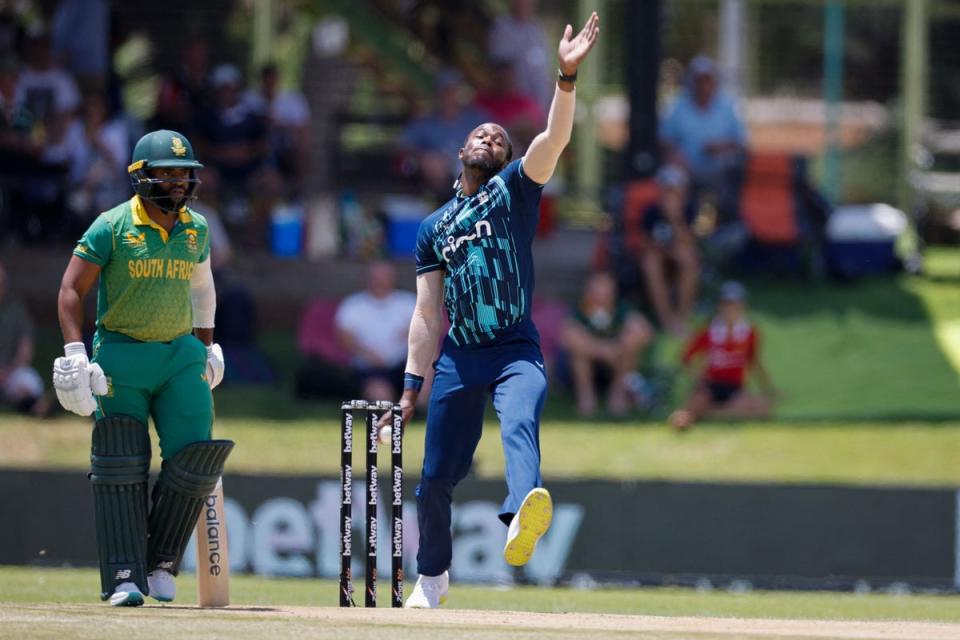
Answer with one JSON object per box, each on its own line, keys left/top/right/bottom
{"left": 109, "top": 581, "right": 144, "bottom": 607}
{"left": 404, "top": 571, "right": 449, "bottom": 609}
{"left": 503, "top": 487, "right": 553, "bottom": 567}
{"left": 147, "top": 569, "right": 176, "bottom": 602}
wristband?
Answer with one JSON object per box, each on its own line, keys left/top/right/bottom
{"left": 403, "top": 372, "right": 424, "bottom": 392}
{"left": 64, "top": 342, "right": 87, "bottom": 358}
{"left": 558, "top": 69, "right": 578, "bottom": 83}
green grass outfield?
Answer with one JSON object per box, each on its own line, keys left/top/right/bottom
{"left": 1, "top": 566, "right": 959, "bottom": 640}
{"left": 6, "top": 251, "right": 960, "bottom": 486}
{"left": 3, "top": 413, "right": 960, "bottom": 486}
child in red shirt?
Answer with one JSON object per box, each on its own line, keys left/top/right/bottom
{"left": 669, "top": 281, "right": 777, "bottom": 431}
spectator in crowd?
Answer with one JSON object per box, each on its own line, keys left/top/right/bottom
{"left": 0, "top": 56, "right": 40, "bottom": 241}
{"left": 195, "top": 63, "right": 272, "bottom": 242}
{"left": 335, "top": 261, "right": 417, "bottom": 402}
{"left": 153, "top": 37, "right": 210, "bottom": 138}
{"left": 15, "top": 33, "right": 80, "bottom": 122}
{"left": 474, "top": 58, "right": 545, "bottom": 155}
{"left": 660, "top": 55, "right": 747, "bottom": 226}
{"left": 50, "top": 0, "right": 109, "bottom": 94}
{"left": 17, "top": 103, "right": 75, "bottom": 241}
{"left": 0, "top": 56, "right": 39, "bottom": 177}
{"left": 0, "top": 56, "right": 34, "bottom": 153}
{"left": 398, "top": 68, "right": 488, "bottom": 202}
{"left": 0, "top": 8, "right": 27, "bottom": 56}
{"left": 0, "top": 262, "right": 51, "bottom": 417}
{"left": 246, "top": 62, "right": 311, "bottom": 199}
{"left": 640, "top": 165, "right": 700, "bottom": 336}
{"left": 188, "top": 170, "right": 233, "bottom": 272}
{"left": 560, "top": 271, "right": 652, "bottom": 417}
{"left": 669, "top": 280, "right": 778, "bottom": 431}
{"left": 487, "top": 0, "right": 551, "bottom": 111}
{"left": 65, "top": 92, "right": 130, "bottom": 223}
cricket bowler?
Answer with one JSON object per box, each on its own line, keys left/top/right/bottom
{"left": 54, "top": 129, "right": 233, "bottom": 606}
{"left": 384, "top": 11, "right": 600, "bottom": 608}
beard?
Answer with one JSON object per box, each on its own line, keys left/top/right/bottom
{"left": 149, "top": 183, "right": 195, "bottom": 213}
{"left": 463, "top": 151, "right": 500, "bottom": 175}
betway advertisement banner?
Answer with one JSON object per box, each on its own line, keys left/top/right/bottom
{"left": 0, "top": 470, "right": 957, "bottom": 591}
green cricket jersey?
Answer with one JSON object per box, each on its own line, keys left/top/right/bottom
{"left": 74, "top": 196, "right": 210, "bottom": 343}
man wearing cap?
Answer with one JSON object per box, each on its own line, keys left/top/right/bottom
{"left": 54, "top": 129, "right": 233, "bottom": 606}
{"left": 660, "top": 55, "right": 747, "bottom": 225}
{"left": 669, "top": 280, "right": 778, "bottom": 431}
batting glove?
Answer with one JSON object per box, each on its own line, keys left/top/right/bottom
{"left": 205, "top": 343, "right": 225, "bottom": 389}
{"left": 52, "top": 342, "right": 107, "bottom": 416}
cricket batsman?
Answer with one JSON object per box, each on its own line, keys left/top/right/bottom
{"left": 384, "top": 12, "right": 600, "bottom": 607}
{"left": 54, "top": 130, "right": 233, "bottom": 606}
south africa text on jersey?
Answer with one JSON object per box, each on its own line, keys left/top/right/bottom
{"left": 128, "top": 258, "right": 196, "bottom": 280}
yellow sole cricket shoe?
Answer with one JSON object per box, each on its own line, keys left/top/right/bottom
{"left": 503, "top": 488, "right": 553, "bottom": 567}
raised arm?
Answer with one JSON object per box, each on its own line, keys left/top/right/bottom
{"left": 522, "top": 11, "right": 599, "bottom": 185}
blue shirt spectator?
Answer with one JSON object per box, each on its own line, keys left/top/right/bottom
{"left": 398, "top": 68, "right": 489, "bottom": 200}
{"left": 660, "top": 56, "right": 747, "bottom": 181}
{"left": 400, "top": 69, "right": 488, "bottom": 163}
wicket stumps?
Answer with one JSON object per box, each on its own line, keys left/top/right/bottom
{"left": 340, "top": 400, "right": 404, "bottom": 608}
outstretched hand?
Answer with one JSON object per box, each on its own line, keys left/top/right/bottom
{"left": 558, "top": 11, "right": 599, "bottom": 76}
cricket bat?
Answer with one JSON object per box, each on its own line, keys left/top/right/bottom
{"left": 196, "top": 477, "right": 229, "bottom": 607}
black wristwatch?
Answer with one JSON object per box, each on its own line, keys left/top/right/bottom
{"left": 558, "top": 69, "right": 578, "bottom": 83}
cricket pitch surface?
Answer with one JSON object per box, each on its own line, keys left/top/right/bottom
{"left": 4, "top": 603, "right": 960, "bottom": 640}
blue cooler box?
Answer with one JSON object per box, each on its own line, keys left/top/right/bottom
{"left": 387, "top": 217, "right": 421, "bottom": 258}
{"left": 271, "top": 205, "right": 305, "bottom": 258}
{"left": 825, "top": 203, "right": 906, "bottom": 279}
{"left": 826, "top": 240, "right": 898, "bottom": 279}
{"left": 383, "top": 196, "right": 429, "bottom": 258}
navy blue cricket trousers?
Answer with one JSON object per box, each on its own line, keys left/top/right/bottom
{"left": 415, "top": 336, "right": 547, "bottom": 577}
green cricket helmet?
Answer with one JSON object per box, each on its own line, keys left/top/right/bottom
{"left": 128, "top": 129, "right": 203, "bottom": 214}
